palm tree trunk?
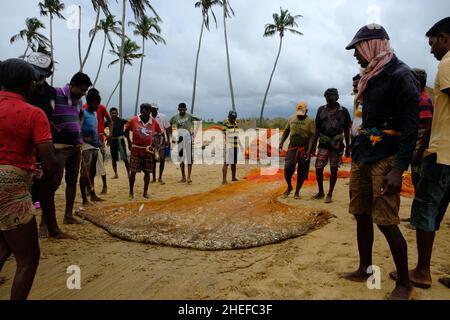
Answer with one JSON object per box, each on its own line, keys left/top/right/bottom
{"left": 81, "top": 8, "right": 101, "bottom": 71}
{"left": 107, "top": 65, "right": 125, "bottom": 107}
{"left": 259, "top": 36, "right": 283, "bottom": 127}
{"left": 93, "top": 34, "right": 107, "bottom": 87}
{"left": 119, "top": 0, "right": 126, "bottom": 117}
{"left": 134, "top": 36, "right": 145, "bottom": 116}
{"left": 223, "top": 0, "right": 236, "bottom": 112}
{"left": 23, "top": 45, "right": 30, "bottom": 60}
{"left": 78, "top": 5, "right": 83, "bottom": 70}
{"left": 50, "top": 16, "right": 54, "bottom": 86}
{"left": 191, "top": 18, "right": 205, "bottom": 114}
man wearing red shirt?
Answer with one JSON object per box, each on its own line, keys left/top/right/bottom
{"left": 125, "top": 103, "right": 162, "bottom": 199}
{"left": 83, "top": 101, "right": 112, "bottom": 195}
{"left": 0, "top": 59, "right": 56, "bottom": 300}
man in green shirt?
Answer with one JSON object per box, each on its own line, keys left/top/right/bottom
{"left": 279, "top": 102, "right": 316, "bottom": 199}
{"left": 170, "top": 103, "right": 200, "bottom": 184}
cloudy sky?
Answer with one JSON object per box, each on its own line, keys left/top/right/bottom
{"left": 1, "top": 0, "right": 449, "bottom": 120}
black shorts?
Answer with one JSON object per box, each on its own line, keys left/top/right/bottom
{"left": 111, "top": 138, "right": 127, "bottom": 162}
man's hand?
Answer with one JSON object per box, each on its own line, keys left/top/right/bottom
{"left": 344, "top": 145, "right": 351, "bottom": 158}
{"left": 279, "top": 144, "right": 283, "bottom": 152}
{"left": 381, "top": 168, "right": 403, "bottom": 196}
{"left": 411, "top": 149, "right": 425, "bottom": 167}
{"left": 304, "top": 153, "right": 311, "bottom": 162}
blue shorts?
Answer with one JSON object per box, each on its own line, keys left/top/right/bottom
{"left": 411, "top": 154, "right": 450, "bottom": 232}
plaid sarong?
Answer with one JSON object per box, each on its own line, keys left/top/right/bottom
{"left": 0, "top": 165, "right": 35, "bottom": 231}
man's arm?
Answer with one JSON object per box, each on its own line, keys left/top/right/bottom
{"left": 105, "top": 111, "right": 113, "bottom": 142}
{"left": 279, "top": 120, "right": 290, "bottom": 149}
{"left": 412, "top": 118, "right": 432, "bottom": 166}
{"left": 36, "top": 142, "right": 57, "bottom": 176}
{"left": 343, "top": 109, "right": 352, "bottom": 157}
{"left": 383, "top": 72, "right": 419, "bottom": 195}
{"left": 307, "top": 120, "right": 316, "bottom": 155}
{"left": 124, "top": 119, "right": 133, "bottom": 151}
{"left": 311, "top": 110, "right": 321, "bottom": 155}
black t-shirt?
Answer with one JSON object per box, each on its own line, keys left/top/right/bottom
{"left": 315, "top": 104, "right": 351, "bottom": 138}
{"left": 110, "top": 118, "right": 127, "bottom": 137}
{"left": 29, "top": 82, "right": 56, "bottom": 120}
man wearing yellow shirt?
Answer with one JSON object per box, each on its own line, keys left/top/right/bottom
{"left": 406, "top": 17, "right": 450, "bottom": 290}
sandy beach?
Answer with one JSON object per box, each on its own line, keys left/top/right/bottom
{"left": 0, "top": 160, "right": 449, "bottom": 300}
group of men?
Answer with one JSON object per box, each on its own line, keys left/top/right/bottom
{"left": 0, "top": 16, "right": 449, "bottom": 301}
{"left": 279, "top": 19, "right": 450, "bottom": 299}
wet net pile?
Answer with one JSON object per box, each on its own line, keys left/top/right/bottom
{"left": 78, "top": 180, "right": 332, "bottom": 250}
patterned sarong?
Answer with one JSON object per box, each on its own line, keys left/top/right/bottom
{"left": 0, "top": 165, "right": 35, "bottom": 231}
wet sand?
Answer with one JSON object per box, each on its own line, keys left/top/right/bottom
{"left": 0, "top": 161, "right": 449, "bottom": 300}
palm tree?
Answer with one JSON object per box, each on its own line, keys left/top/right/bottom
{"left": 118, "top": 0, "right": 159, "bottom": 117}
{"left": 79, "top": 0, "right": 111, "bottom": 72}
{"left": 106, "top": 38, "right": 143, "bottom": 108}
{"left": 222, "top": 0, "right": 236, "bottom": 112}
{"left": 129, "top": 15, "right": 166, "bottom": 116}
{"left": 259, "top": 8, "right": 303, "bottom": 127}
{"left": 90, "top": 15, "right": 122, "bottom": 86}
{"left": 38, "top": 0, "right": 66, "bottom": 86}
{"left": 10, "top": 18, "right": 51, "bottom": 59}
{"left": 191, "top": 0, "right": 222, "bottom": 114}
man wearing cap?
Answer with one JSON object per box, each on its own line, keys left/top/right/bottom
{"left": 222, "top": 110, "right": 241, "bottom": 185}
{"left": 0, "top": 59, "right": 57, "bottom": 299}
{"left": 341, "top": 23, "right": 419, "bottom": 300}
{"left": 279, "top": 102, "right": 315, "bottom": 199}
{"left": 312, "top": 88, "right": 351, "bottom": 204}
{"left": 27, "top": 52, "right": 74, "bottom": 240}
{"left": 150, "top": 103, "right": 171, "bottom": 185}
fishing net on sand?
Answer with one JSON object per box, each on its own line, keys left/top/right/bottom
{"left": 77, "top": 177, "right": 333, "bottom": 250}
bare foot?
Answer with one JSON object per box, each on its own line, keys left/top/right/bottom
{"left": 143, "top": 194, "right": 150, "bottom": 199}
{"left": 63, "top": 216, "right": 84, "bottom": 225}
{"left": 405, "top": 224, "right": 416, "bottom": 230}
{"left": 294, "top": 194, "right": 301, "bottom": 200}
{"left": 0, "top": 276, "right": 7, "bottom": 286}
{"left": 325, "top": 194, "right": 333, "bottom": 203}
{"left": 129, "top": 194, "right": 134, "bottom": 200}
{"left": 389, "top": 269, "right": 432, "bottom": 289}
{"left": 179, "top": 178, "right": 187, "bottom": 183}
{"left": 282, "top": 187, "right": 293, "bottom": 199}
{"left": 223, "top": 180, "right": 229, "bottom": 185}
{"left": 232, "top": 178, "right": 239, "bottom": 182}
{"left": 100, "top": 188, "right": 107, "bottom": 195}
{"left": 388, "top": 285, "right": 416, "bottom": 300}
{"left": 49, "top": 230, "right": 78, "bottom": 240}
{"left": 338, "top": 270, "right": 372, "bottom": 282}
{"left": 82, "top": 200, "right": 90, "bottom": 206}
{"left": 39, "top": 224, "right": 49, "bottom": 238}
{"left": 187, "top": 179, "right": 193, "bottom": 185}
{"left": 438, "top": 277, "right": 450, "bottom": 288}
{"left": 312, "top": 192, "right": 325, "bottom": 200}
{"left": 151, "top": 179, "right": 157, "bottom": 184}
{"left": 112, "top": 175, "right": 119, "bottom": 179}
{"left": 91, "top": 195, "right": 105, "bottom": 202}
{"left": 158, "top": 179, "right": 165, "bottom": 185}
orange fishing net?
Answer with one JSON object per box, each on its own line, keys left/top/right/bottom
{"left": 78, "top": 179, "right": 332, "bottom": 250}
